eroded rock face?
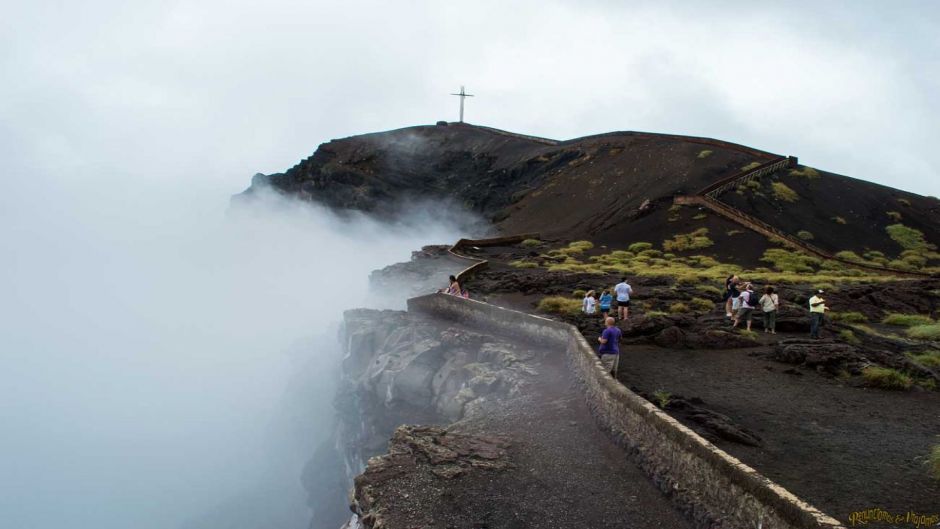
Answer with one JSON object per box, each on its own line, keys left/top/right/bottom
{"left": 337, "top": 309, "right": 538, "bottom": 485}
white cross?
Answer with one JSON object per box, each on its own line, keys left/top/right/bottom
{"left": 450, "top": 85, "right": 474, "bottom": 123}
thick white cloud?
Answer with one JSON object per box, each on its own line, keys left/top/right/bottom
{"left": 1, "top": 0, "right": 937, "bottom": 196}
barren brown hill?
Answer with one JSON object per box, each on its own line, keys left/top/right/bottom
{"left": 241, "top": 122, "right": 940, "bottom": 269}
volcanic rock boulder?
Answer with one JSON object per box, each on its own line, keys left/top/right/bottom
{"left": 772, "top": 339, "right": 862, "bottom": 375}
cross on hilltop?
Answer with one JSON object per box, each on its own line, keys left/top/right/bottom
{"left": 450, "top": 86, "right": 474, "bottom": 123}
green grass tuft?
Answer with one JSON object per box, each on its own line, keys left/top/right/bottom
{"left": 652, "top": 389, "right": 672, "bottom": 408}
{"left": 882, "top": 313, "right": 934, "bottom": 327}
{"left": 907, "top": 351, "right": 940, "bottom": 368}
{"left": 695, "top": 284, "right": 722, "bottom": 297}
{"left": 690, "top": 297, "right": 714, "bottom": 312}
{"left": 789, "top": 166, "right": 820, "bottom": 178}
{"left": 771, "top": 182, "right": 799, "bottom": 202}
{"left": 931, "top": 444, "right": 940, "bottom": 480}
{"left": 741, "top": 161, "right": 762, "bottom": 171}
{"left": 668, "top": 302, "right": 690, "bottom": 314}
{"left": 830, "top": 312, "right": 868, "bottom": 323}
{"left": 862, "top": 367, "right": 913, "bottom": 390}
{"left": 908, "top": 324, "right": 940, "bottom": 341}
{"left": 568, "top": 240, "right": 594, "bottom": 250}
{"left": 697, "top": 150, "right": 713, "bottom": 159}
{"left": 627, "top": 242, "right": 653, "bottom": 253}
{"left": 509, "top": 260, "right": 538, "bottom": 269}
{"left": 832, "top": 216, "right": 847, "bottom": 224}
{"left": 838, "top": 329, "right": 861, "bottom": 345}
{"left": 887, "top": 211, "right": 903, "bottom": 222}
{"left": 520, "top": 238, "right": 541, "bottom": 248}
{"left": 537, "top": 296, "right": 583, "bottom": 315}
{"left": 797, "top": 230, "right": 814, "bottom": 240}
{"left": 663, "top": 228, "right": 714, "bottom": 252}
{"left": 886, "top": 224, "right": 933, "bottom": 252}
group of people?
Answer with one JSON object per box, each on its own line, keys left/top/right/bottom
{"left": 723, "top": 275, "right": 780, "bottom": 333}
{"left": 441, "top": 271, "right": 833, "bottom": 381}
{"left": 581, "top": 278, "right": 634, "bottom": 321}
{"left": 725, "top": 275, "right": 830, "bottom": 338}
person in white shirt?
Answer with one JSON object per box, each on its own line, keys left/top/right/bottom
{"left": 758, "top": 285, "right": 780, "bottom": 334}
{"left": 582, "top": 290, "right": 597, "bottom": 314}
{"left": 614, "top": 278, "right": 633, "bottom": 320}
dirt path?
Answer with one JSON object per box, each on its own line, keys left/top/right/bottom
{"left": 619, "top": 340, "right": 940, "bottom": 525}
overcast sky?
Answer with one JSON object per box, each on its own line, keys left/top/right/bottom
{"left": 1, "top": 0, "right": 938, "bottom": 198}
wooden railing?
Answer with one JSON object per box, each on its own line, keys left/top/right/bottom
{"left": 674, "top": 195, "right": 931, "bottom": 277}
{"left": 700, "top": 157, "right": 793, "bottom": 199}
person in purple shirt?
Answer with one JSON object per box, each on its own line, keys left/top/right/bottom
{"left": 597, "top": 317, "right": 622, "bottom": 376}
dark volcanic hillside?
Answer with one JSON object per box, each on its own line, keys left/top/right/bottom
{"left": 241, "top": 123, "right": 940, "bottom": 266}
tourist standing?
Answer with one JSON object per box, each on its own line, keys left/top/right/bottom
{"left": 759, "top": 286, "right": 780, "bottom": 334}
{"left": 597, "top": 316, "right": 623, "bottom": 376}
{"left": 732, "top": 282, "right": 757, "bottom": 331}
{"left": 598, "top": 290, "right": 613, "bottom": 319}
{"left": 582, "top": 290, "right": 597, "bottom": 315}
{"left": 614, "top": 278, "right": 633, "bottom": 320}
{"left": 809, "top": 289, "right": 828, "bottom": 339}
{"left": 724, "top": 274, "right": 741, "bottom": 318}
{"left": 442, "top": 275, "right": 461, "bottom": 296}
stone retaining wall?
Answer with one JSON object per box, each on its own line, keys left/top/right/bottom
{"left": 407, "top": 293, "right": 846, "bottom": 529}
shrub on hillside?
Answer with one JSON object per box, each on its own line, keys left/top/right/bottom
{"left": 653, "top": 390, "right": 673, "bottom": 408}
{"left": 862, "top": 367, "right": 913, "bottom": 390}
{"left": 663, "top": 228, "right": 714, "bottom": 252}
{"left": 834, "top": 250, "right": 863, "bottom": 262}
{"left": 838, "top": 329, "right": 861, "bottom": 345}
{"left": 537, "top": 296, "right": 582, "bottom": 315}
{"left": 908, "top": 324, "right": 940, "bottom": 341}
{"left": 572, "top": 289, "right": 587, "bottom": 298}
{"left": 697, "top": 150, "right": 713, "bottom": 159}
{"left": 882, "top": 313, "right": 934, "bottom": 327}
{"left": 520, "top": 238, "right": 541, "bottom": 248}
{"left": 887, "top": 211, "right": 903, "bottom": 222}
{"left": 569, "top": 240, "right": 594, "bottom": 251}
{"left": 610, "top": 250, "right": 636, "bottom": 260}
{"left": 690, "top": 297, "right": 714, "bottom": 312}
{"left": 886, "top": 224, "right": 933, "bottom": 252}
{"left": 760, "top": 248, "right": 820, "bottom": 273}
{"left": 771, "top": 182, "right": 799, "bottom": 202}
{"left": 696, "top": 284, "right": 722, "bottom": 297}
{"left": 931, "top": 444, "right": 940, "bottom": 480}
{"left": 789, "top": 166, "right": 820, "bottom": 178}
{"left": 897, "top": 198, "right": 912, "bottom": 207}
{"left": 669, "top": 302, "right": 690, "bottom": 314}
{"left": 830, "top": 312, "right": 868, "bottom": 323}
{"left": 908, "top": 351, "right": 940, "bottom": 368}
{"left": 692, "top": 213, "right": 707, "bottom": 220}
{"left": 509, "top": 260, "right": 539, "bottom": 269}
{"left": 832, "top": 216, "right": 847, "bottom": 224}
{"left": 741, "top": 161, "right": 762, "bottom": 171}
{"left": 797, "top": 230, "right": 814, "bottom": 240}
{"left": 628, "top": 242, "right": 653, "bottom": 253}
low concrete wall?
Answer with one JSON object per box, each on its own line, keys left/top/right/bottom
{"left": 449, "top": 233, "right": 540, "bottom": 285}
{"left": 407, "top": 293, "right": 846, "bottom": 529}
